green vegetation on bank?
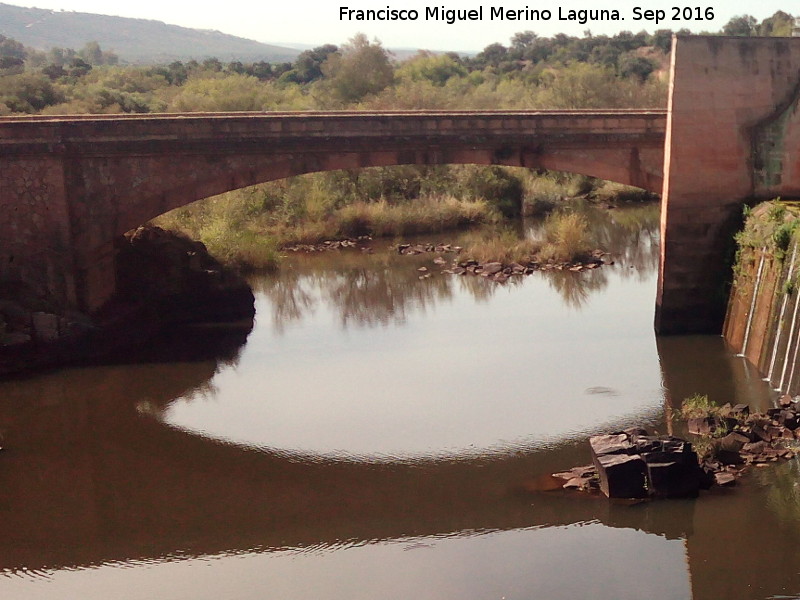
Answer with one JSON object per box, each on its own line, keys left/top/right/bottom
{"left": 732, "top": 201, "right": 800, "bottom": 297}
{"left": 153, "top": 165, "right": 647, "bottom": 268}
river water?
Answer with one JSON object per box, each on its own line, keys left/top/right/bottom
{"left": 1, "top": 202, "right": 799, "bottom": 600}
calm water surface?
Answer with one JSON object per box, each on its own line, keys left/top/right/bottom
{"left": 1, "top": 203, "right": 798, "bottom": 600}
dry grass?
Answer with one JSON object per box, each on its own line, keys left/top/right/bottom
{"left": 154, "top": 191, "right": 500, "bottom": 268}
{"left": 460, "top": 229, "right": 544, "bottom": 264}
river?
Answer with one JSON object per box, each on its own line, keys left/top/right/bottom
{"left": 1, "top": 202, "right": 798, "bottom": 600}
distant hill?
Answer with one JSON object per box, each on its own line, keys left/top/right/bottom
{"left": 0, "top": 3, "right": 300, "bottom": 63}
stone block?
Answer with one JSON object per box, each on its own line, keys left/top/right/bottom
{"left": 594, "top": 453, "right": 647, "bottom": 499}
{"left": 645, "top": 455, "right": 702, "bottom": 498}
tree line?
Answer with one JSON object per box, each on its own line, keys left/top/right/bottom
{"left": 0, "top": 11, "right": 793, "bottom": 116}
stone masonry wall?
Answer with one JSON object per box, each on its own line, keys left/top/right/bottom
{"left": 657, "top": 35, "right": 800, "bottom": 334}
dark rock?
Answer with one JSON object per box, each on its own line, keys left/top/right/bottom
{"left": 731, "top": 404, "right": 750, "bottom": 418}
{"left": 779, "top": 410, "right": 799, "bottom": 430}
{"left": 718, "top": 432, "right": 749, "bottom": 453}
{"left": 31, "top": 312, "right": 60, "bottom": 342}
{"left": 715, "top": 449, "right": 744, "bottom": 465}
{"left": 751, "top": 425, "right": 772, "bottom": 443}
{"left": 767, "top": 425, "right": 785, "bottom": 439}
{"left": 643, "top": 449, "right": 703, "bottom": 497}
{"left": 742, "top": 441, "right": 767, "bottom": 454}
{"left": 594, "top": 453, "right": 648, "bottom": 499}
{"left": 624, "top": 427, "right": 649, "bottom": 439}
{"left": 767, "top": 408, "right": 783, "bottom": 419}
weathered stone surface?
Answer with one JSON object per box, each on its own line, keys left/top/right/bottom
{"left": 482, "top": 262, "right": 503, "bottom": 275}
{"left": 643, "top": 448, "right": 703, "bottom": 498}
{"left": 589, "top": 433, "right": 633, "bottom": 458}
{"left": 714, "top": 472, "right": 736, "bottom": 486}
{"left": 751, "top": 425, "right": 772, "bottom": 443}
{"left": 718, "top": 432, "right": 749, "bottom": 453}
{"left": 594, "top": 453, "right": 648, "bottom": 499}
{"left": 687, "top": 418, "right": 712, "bottom": 435}
{"left": 31, "top": 311, "right": 60, "bottom": 342}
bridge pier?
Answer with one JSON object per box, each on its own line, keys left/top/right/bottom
{"left": 656, "top": 35, "right": 800, "bottom": 334}
{"left": 0, "top": 154, "right": 78, "bottom": 309}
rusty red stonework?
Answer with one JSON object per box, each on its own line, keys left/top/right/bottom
{"left": 657, "top": 35, "right": 800, "bottom": 334}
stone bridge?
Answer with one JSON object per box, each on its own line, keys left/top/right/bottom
{"left": 0, "top": 109, "right": 665, "bottom": 317}
{"left": 3, "top": 35, "right": 800, "bottom": 335}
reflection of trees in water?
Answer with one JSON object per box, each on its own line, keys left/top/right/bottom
{"left": 763, "top": 460, "right": 800, "bottom": 534}
{"left": 582, "top": 201, "right": 660, "bottom": 278}
{"left": 251, "top": 269, "right": 316, "bottom": 333}
{"left": 546, "top": 269, "right": 609, "bottom": 310}
{"left": 252, "top": 252, "right": 461, "bottom": 330}
{"left": 253, "top": 202, "right": 660, "bottom": 328}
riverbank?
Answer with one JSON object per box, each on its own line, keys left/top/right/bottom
{"left": 152, "top": 166, "right": 654, "bottom": 271}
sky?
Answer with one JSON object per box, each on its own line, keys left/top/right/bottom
{"left": 5, "top": 1, "right": 796, "bottom": 51}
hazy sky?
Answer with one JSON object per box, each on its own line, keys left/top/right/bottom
{"left": 6, "top": 1, "right": 796, "bottom": 51}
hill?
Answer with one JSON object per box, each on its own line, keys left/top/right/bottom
{"left": 0, "top": 3, "right": 299, "bottom": 63}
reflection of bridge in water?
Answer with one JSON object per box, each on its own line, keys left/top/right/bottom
{"left": 0, "top": 329, "right": 796, "bottom": 599}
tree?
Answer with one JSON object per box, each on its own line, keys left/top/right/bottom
{"left": 292, "top": 44, "right": 338, "bottom": 84}
{"left": 474, "top": 43, "right": 508, "bottom": 69}
{"left": 757, "top": 11, "right": 795, "bottom": 37}
{"left": 618, "top": 53, "right": 656, "bottom": 82}
{"left": 396, "top": 51, "right": 466, "bottom": 86}
{"left": 0, "top": 35, "right": 26, "bottom": 60}
{"left": 722, "top": 15, "right": 758, "bottom": 36}
{"left": 320, "top": 34, "right": 393, "bottom": 104}
{"left": 0, "top": 73, "right": 63, "bottom": 113}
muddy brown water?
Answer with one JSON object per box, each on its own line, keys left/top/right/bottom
{"left": 0, "top": 203, "right": 797, "bottom": 600}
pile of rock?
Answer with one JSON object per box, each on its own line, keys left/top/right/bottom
{"left": 553, "top": 401, "right": 800, "bottom": 500}
{"left": 444, "top": 256, "right": 606, "bottom": 282}
{"left": 116, "top": 225, "right": 256, "bottom": 324}
{"left": 574, "top": 430, "right": 706, "bottom": 499}
{"left": 396, "top": 243, "right": 461, "bottom": 255}
{"left": 284, "top": 237, "right": 372, "bottom": 252}
{"left": 691, "top": 400, "right": 798, "bottom": 471}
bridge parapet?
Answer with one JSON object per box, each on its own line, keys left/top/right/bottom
{"left": 0, "top": 110, "right": 666, "bottom": 155}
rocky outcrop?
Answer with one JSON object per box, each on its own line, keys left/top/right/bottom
{"left": 0, "top": 226, "right": 255, "bottom": 376}
{"left": 115, "top": 226, "right": 255, "bottom": 325}
{"left": 552, "top": 401, "right": 800, "bottom": 500}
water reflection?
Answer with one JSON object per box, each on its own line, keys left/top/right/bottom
{"left": 0, "top": 331, "right": 788, "bottom": 600}
{"left": 0, "top": 201, "right": 796, "bottom": 600}
{"left": 256, "top": 201, "right": 661, "bottom": 331}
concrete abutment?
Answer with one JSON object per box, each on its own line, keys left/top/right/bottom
{"left": 656, "top": 35, "right": 800, "bottom": 334}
